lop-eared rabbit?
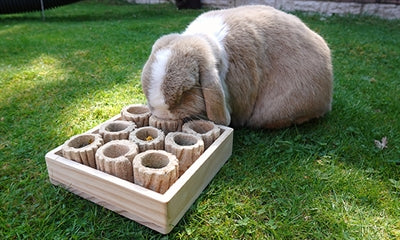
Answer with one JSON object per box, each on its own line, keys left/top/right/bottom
{"left": 141, "top": 5, "right": 333, "bottom": 128}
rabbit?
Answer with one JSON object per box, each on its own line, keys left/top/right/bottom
{"left": 141, "top": 5, "right": 333, "bottom": 128}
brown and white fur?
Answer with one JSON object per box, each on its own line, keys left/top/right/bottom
{"left": 141, "top": 5, "right": 333, "bottom": 128}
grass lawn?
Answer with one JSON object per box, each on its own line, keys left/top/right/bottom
{"left": 1, "top": 0, "right": 399, "bottom": 239}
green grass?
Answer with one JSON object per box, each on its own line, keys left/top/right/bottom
{"left": 1, "top": 1, "right": 399, "bottom": 239}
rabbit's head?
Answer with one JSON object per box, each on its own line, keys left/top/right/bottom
{"left": 141, "top": 34, "right": 230, "bottom": 125}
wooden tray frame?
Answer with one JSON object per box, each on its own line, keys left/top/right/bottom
{"left": 45, "top": 114, "right": 233, "bottom": 234}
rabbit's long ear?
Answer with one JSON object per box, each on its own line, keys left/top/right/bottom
{"left": 200, "top": 68, "right": 231, "bottom": 125}
{"left": 151, "top": 34, "right": 180, "bottom": 53}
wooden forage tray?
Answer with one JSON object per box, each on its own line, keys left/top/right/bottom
{"left": 45, "top": 114, "right": 233, "bottom": 234}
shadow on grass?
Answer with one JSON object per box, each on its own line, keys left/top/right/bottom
{"left": 0, "top": 2, "right": 199, "bottom": 23}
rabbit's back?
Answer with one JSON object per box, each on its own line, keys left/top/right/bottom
{"left": 197, "top": 5, "right": 333, "bottom": 128}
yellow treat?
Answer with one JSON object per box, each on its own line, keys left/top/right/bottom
{"left": 146, "top": 136, "right": 153, "bottom": 141}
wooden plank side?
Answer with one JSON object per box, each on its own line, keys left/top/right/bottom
{"left": 45, "top": 152, "right": 170, "bottom": 233}
{"left": 163, "top": 127, "right": 233, "bottom": 233}
{"left": 48, "top": 177, "right": 166, "bottom": 232}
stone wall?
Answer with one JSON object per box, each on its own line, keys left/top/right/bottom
{"left": 128, "top": 0, "right": 400, "bottom": 19}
